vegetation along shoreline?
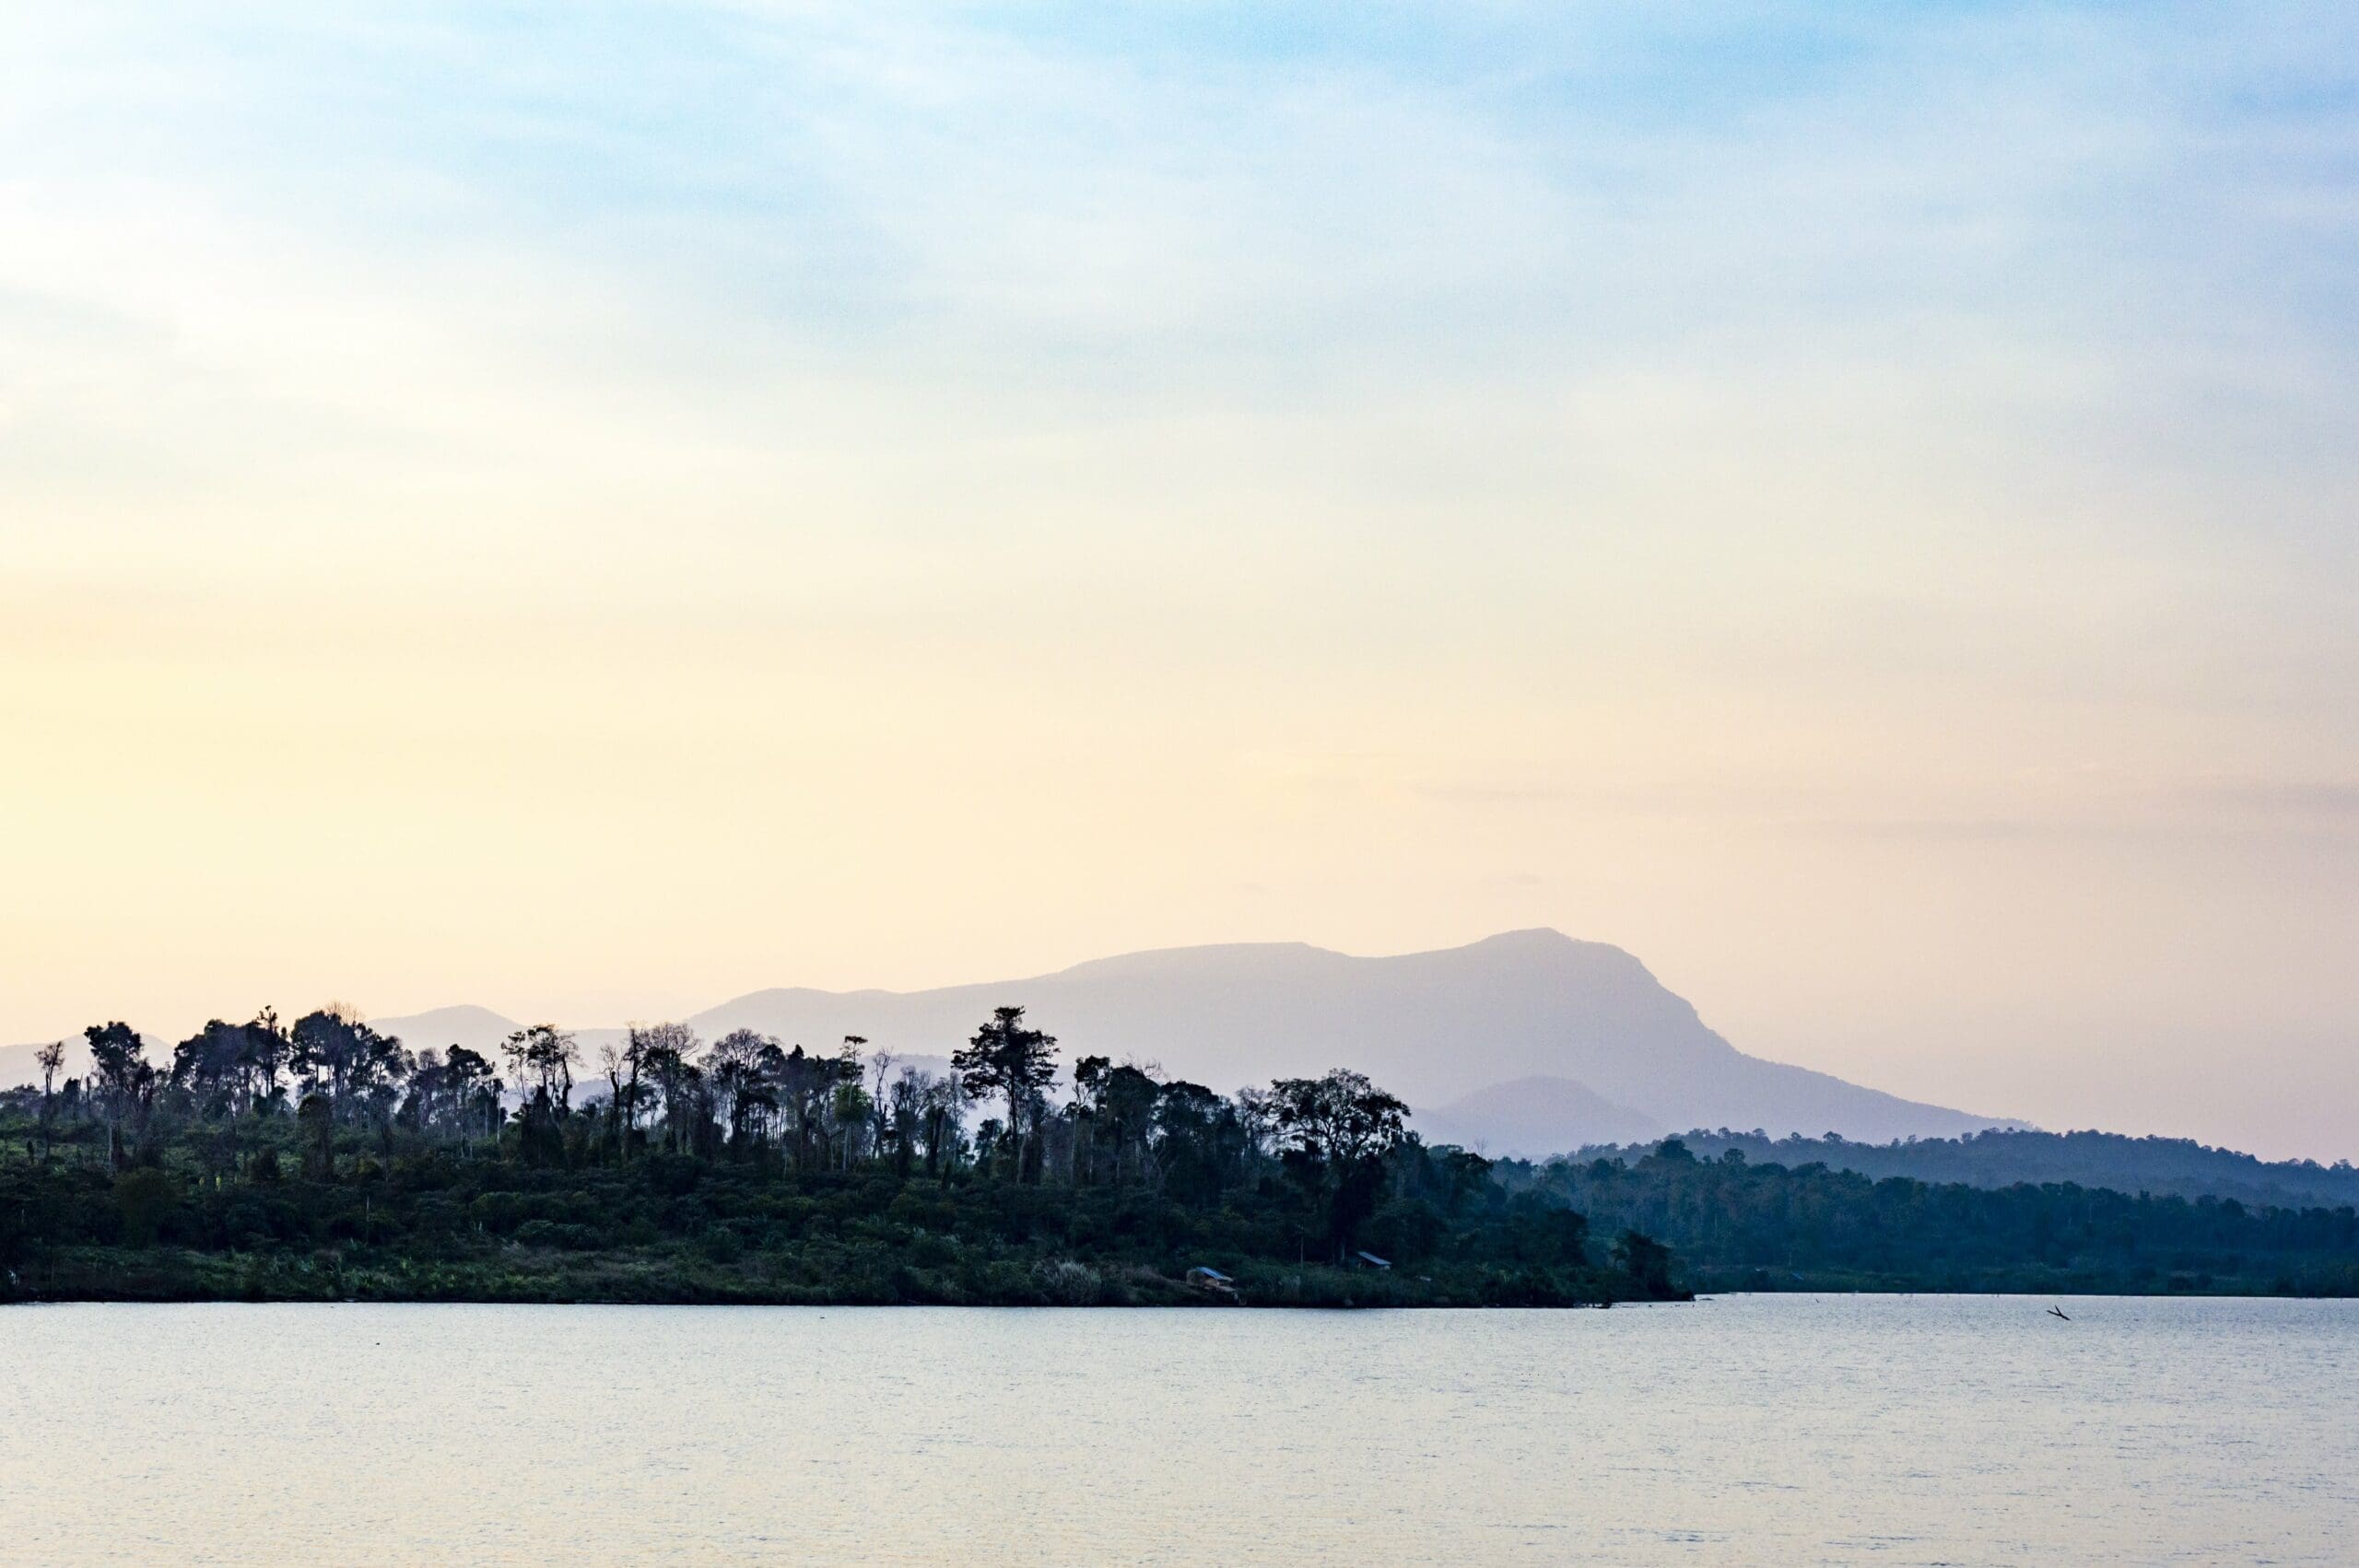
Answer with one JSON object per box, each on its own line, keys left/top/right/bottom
{"left": 6, "top": 1005, "right": 2352, "bottom": 1305}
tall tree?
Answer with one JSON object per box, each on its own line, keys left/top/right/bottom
{"left": 600, "top": 1033, "right": 645, "bottom": 1153}
{"left": 775, "top": 1046, "right": 828, "bottom": 1170}
{"left": 34, "top": 1039, "right": 65, "bottom": 1161}
{"left": 707, "top": 1029, "right": 775, "bottom": 1153}
{"left": 919, "top": 1072, "right": 967, "bottom": 1177}
{"left": 502, "top": 1024, "right": 579, "bottom": 1113}
{"left": 289, "top": 1006, "right": 402, "bottom": 1114}
{"left": 241, "top": 1009, "right": 288, "bottom": 1110}
{"left": 623, "top": 1024, "right": 698, "bottom": 1151}
{"left": 637, "top": 1028, "right": 703, "bottom": 1153}
{"left": 1099, "top": 1064, "right": 1163, "bottom": 1187}
{"left": 1270, "top": 1069, "right": 1409, "bottom": 1259}
{"left": 1269, "top": 1070, "right": 1407, "bottom": 1168}
{"left": 442, "top": 1046, "right": 497, "bottom": 1149}
{"left": 85, "top": 1021, "right": 155, "bottom": 1168}
{"left": 952, "top": 1007, "right": 1059, "bottom": 1181}
{"left": 170, "top": 1021, "right": 248, "bottom": 1113}
{"left": 865, "top": 1048, "right": 898, "bottom": 1169}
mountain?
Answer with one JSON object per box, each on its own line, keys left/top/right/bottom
{"left": 1414, "top": 1076, "right": 1667, "bottom": 1155}
{"left": 667, "top": 930, "right": 2013, "bottom": 1147}
{"left": 0, "top": 1038, "right": 87, "bottom": 1091}
{"left": 3, "top": 931, "right": 2018, "bottom": 1153}
{"left": 370, "top": 1005, "right": 525, "bottom": 1058}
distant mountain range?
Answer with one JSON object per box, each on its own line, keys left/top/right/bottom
{"left": 2, "top": 930, "right": 2015, "bottom": 1151}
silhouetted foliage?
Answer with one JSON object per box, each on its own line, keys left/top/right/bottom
{"left": 0, "top": 1004, "right": 1686, "bottom": 1306}
{"left": 954, "top": 1007, "right": 1060, "bottom": 1181}
{"left": 13, "top": 1006, "right": 2351, "bottom": 1305}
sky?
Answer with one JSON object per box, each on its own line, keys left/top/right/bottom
{"left": 2, "top": 1, "right": 2354, "bottom": 1159}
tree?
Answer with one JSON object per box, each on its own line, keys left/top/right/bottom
{"left": 1612, "top": 1229, "right": 1675, "bottom": 1296}
{"left": 442, "top": 1046, "right": 498, "bottom": 1149}
{"left": 830, "top": 1078, "right": 872, "bottom": 1172}
{"left": 85, "top": 1022, "right": 156, "bottom": 1168}
{"left": 600, "top": 1033, "right": 647, "bottom": 1153}
{"left": 774, "top": 1046, "right": 835, "bottom": 1170}
{"left": 952, "top": 1007, "right": 1059, "bottom": 1181}
{"left": 1073, "top": 1057, "right": 1163, "bottom": 1186}
{"left": 1270, "top": 1070, "right": 1407, "bottom": 1168}
{"left": 1231, "top": 1085, "right": 1278, "bottom": 1163}
{"left": 622, "top": 1024, "right": 698, "bottom": 1152}
{"left": 707, "top": 1029, "right": 776, "bottom": 1153}
{"left": 1099, "top": 1064, "right": 1163, "bottom": 1187}
{"left": 502, "top": 1024, "right": 580, "bottom": 1112}
{"left": 34, "top": 1039, "right": 65, "bottom": 1161}
{"left": 170, "top": 1021, "right": 248, "bottom": 1114}
{"left": 290, "top": 1006, "right": 404, "bottom": 1116}
{"left": 918, "top": 1072, "right": 967, "bottom": 1177}
{"left": 298, "top": 1092, "right": 334, "bottom": 1178}
{"left": 497, "top": 1024, "right": 579, "bottom": 1165}
{"left": 241, "top": 1009, "right": 289, "bottom": 1110}
{"left": 865, "top": 1048, "right": 898, "bottom": 1169}
{"left": 1156, "top": 1080, "right": 1243, "bottom": 1205}
{"left": 1072, "top": 1056, "right": 1111, "bottom": 1184}
{"left": 1270, "top": 1069, "right": 1409, "bottom": 1258}
{"left": 637, "top": 1028, "right": 704, "bottom": 1154}
{"left": 886, "top": 1066, "right": 938, "bottom": 1178}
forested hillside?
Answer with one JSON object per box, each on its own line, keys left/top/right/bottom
{"left": 1505, "top": 1140, "right": 2359, "bottom": 1296}
{"left": 1565, "top": 1128, "right": 2359, "bottom": 1211}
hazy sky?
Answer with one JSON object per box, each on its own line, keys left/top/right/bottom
{"left": 4, "top": 2, "right": 2354, "bottom": 1158}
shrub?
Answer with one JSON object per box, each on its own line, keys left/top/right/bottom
{"left": 1036, "top": 1258, "right": 1104, "bottom": 1306}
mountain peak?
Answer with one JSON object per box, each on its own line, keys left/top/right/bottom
{"left": 371, "top": 1004, "right": 524, "bottom": 1053}
{"left": 1468, "top": 927, "right": 1579, "bottom": 948}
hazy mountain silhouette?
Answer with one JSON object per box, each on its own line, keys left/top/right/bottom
{"left": 370, "top": 1004, "right": 525, "bottom": 1057}
{"left": 1415, "top": 1076, "right": 1668, "bottom": 1154}
{"left": 652, "top": 930, "right": 2013, "bottom": 1145}
{"left": 5, "top": 931, "right": 2019, "bottom": 1150}
{"left": 0, "top": 1038, "right": 86, "bottom": 1087}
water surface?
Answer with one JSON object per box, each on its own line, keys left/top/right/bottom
{"left": 3, "top": 1295, "right": 2352, "bottom": 1564}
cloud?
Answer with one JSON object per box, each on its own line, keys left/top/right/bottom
{"left": 2, "top": 2, "right": 2355, "bottom": 1157}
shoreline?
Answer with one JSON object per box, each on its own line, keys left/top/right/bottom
{"left": 4, "top": 1246, "right": 1684, "bottom": 1310}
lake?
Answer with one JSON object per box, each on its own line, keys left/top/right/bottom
{"left": 2, "top": 1295, "right": 2353, "bottom": 1564}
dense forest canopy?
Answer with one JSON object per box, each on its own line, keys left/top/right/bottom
{"left": 1562, "top": 1128, "right": 2359, "bottom": 1211}
{"left": 0, "top": 1006, "right": 1672, "bottom": 1307}
{"left": 4, "top": 1008, "right": 2353, "bottom": 1304}
{"left": 1506, "top": 1140, "right": 2359, "bottom": 1297}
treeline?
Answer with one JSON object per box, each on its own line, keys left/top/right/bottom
{"left": 13, "top": 1008, "right": 2350, "bottom": 1302}
{"left": 0, "top": 1005, "right": 1676, "bottom": 1307}
{"left": 1565, "top": 1127, "right": 2359, "bottom": 1211}
{"left": 1502, "top": 1139, "right": 2359, "bottom": 1296}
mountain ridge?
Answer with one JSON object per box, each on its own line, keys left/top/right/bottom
{"left": 4, "top": 930, "right": 2017, "bottom": 1150}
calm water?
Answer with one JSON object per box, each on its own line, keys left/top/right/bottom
{"left": 2, "top": 1295, "right": 2353, "bottom": 1564}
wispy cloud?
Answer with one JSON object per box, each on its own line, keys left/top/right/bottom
{"left": 2, "top": 3, "right": 2355, "bottom": 1154}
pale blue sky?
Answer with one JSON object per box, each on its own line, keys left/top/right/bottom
{"left": 3, "top": 2, "right": 2355, "bottom": 1154}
